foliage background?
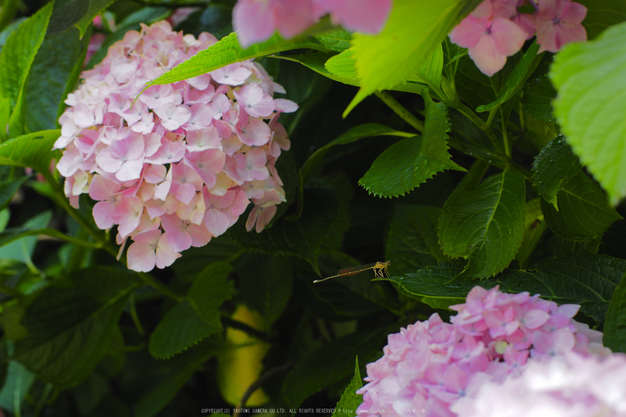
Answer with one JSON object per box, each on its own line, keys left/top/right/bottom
{"left": 0, "top": 0, "right": 624, "bottom": 416}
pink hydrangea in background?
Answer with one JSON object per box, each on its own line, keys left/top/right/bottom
{"left": 54, "top": 21, "right": 296, "bottom": 272}
{"left": 452, "top": 352, "right": 626, "bottom": 417}
{"left": 356, "top": 286, "right": 609, "bottom": 417}
{"left": 449, "top": 0, "right": 587, "bottom": 76}
{"left": 232, "top": 0, "right": 393, "bottom": 47}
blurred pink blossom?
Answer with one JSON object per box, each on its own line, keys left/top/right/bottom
{"left": 535, "top": 0, "right": 587, "bottom": 52}
{"left": 55, "top": 21, "right": 297, "bottom": 271}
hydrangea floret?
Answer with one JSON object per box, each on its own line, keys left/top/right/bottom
{"left": 54, "top": 21, "right": 297, "bottom": 272}
{"left": 356, "top": 286, "right": 608, "bottom": 417}
{"left": 449, "top": 0, "right": 587, "bottom": 76}
{"left": 452, "top": 351, "right": 626, "bottom": 417}
{"left": 232, "top": 0, "right": 393, "bottom": 47}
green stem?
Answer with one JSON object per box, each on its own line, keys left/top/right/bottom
{"left": 485, "top": 107, "right": 497, "bottom": 129}
{"left": 500, "top": 107, "right": 511, "bottom": 157}
{"left": 375, "top": 91, "right": 424, "bottom": 133}
{"left": 129, "top": 293, "right": 145, "bottom": 335}
{"left": 138, "top": 273, "right": 183, "bottom": 302}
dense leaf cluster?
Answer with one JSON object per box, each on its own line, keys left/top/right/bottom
{"left": 0, "top": 0, "right": 624, "bottom": 416}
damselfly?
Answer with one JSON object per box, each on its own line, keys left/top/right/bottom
{"left": 313, "top": 261, "right": 390, "bottom": 283}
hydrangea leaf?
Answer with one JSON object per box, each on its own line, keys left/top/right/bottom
{"left": 133, "top": 339, "right": 222, "bottom": 417}
{"left": 385, "top": 205, "right": 448, "bottom": 275}
{"left": 11, "top": 267, "right": 142, "bottom": 388}
{"left": 0, "top": 130, "right": 61, "bottom": 174}
{"left": 448, "top": 110, "right": 502, "bottom": 166}
{"left": 146, "top": 32, "right": 321, "bottom": 88}
{"left": 522, "top": 74, "right": 557, "bottom": 122}
{"left": 0, "top": 174, "right": 28, "bottom": 210}
{"left": 515, "top": 198, "right": 546, "bottom": 267}
{"left": 604, "top": 270, "right": 626, "bottom": 353}
{"left": 0, "top": 211, "right": 51, "bottom": 263}
{"left": 550, "top": 21, "right": 626, "bottom": 205}
{"left": 325, "top": 50, "right": 358, "bottom": 79}
{"left": 0, "top": 361, "right": 35, "bottom": 414}
{"left": 314, "top": 28, "right": 352, "bottom": 52}
{"left": 149, "top": 263, "right": 233, "bottom": 359}
{"left": 331, "top": 357, "right": 363, "bottom": 417}
{"left": 384, "top": 254, "right": 625, "bottom": 321}
{"left": 0, "top": 2, "right": 53, "bottom": 138}
{"left": 283, "top": 327, "right": 391, "bottom": 409}
{"left": 541, "top": 172, "right": 622, "bottom": 241}
{"left": 277, "top": 52, "right": 426, "bottom": 94}
{"left": 439, "top": 171, "right": 526, "bottom": 278}
{"left": 532, "top": 136, "right": 582, "bottom": 208}
{"left": 72, "top": 0, "right": 118, "bottom": 38}
{"left": 578, "top": 0, "right": 626, "bottom": 40}
{"left": 476, "top": 41, "right": 542, "bottom": 113}
{"left": 345, "top": 0, "right": 481, "bottom": 115}
{"left": 25, "top": 27, "right": 89, "bottom": 132}
{"left": 359, "top": 91, "right": 464, "bottom": 198}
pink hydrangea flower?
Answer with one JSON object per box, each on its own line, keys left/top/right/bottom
{"left": 452, "top": 352, "right": 626, "bottom": 417}
{"left": 449, "top": 0, "right": 587, "bottom": 76}
{"left": 356, "top": 286, "right": 609, "bottom": 417}
{"left": 535, "top": 0, "right": 587, "bottom": 52}
{"left": 232, "top": 0, "right": 392, "bottom": 47}
{"left": 54, "top": 21, "right": 297, "bottom": 272}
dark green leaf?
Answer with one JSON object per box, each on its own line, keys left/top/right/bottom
{"left": 0, "top": 3, "right": 53, "bottom": 110}
{"left": 603, "top": 269, "right": 626, "bottom": 353}
{"left": 541, "top": 172, "right": 622, "bottom": 241}
{"left": 515, "top": 198, "right": 546, "bottom": 267}
{"left": 477, "top": 42, "right": 542, "bottom": 112}
{"left": 359, "top": 91, "right": 464, "bottom": 198}
{"left": 145, "top": 32, "right": 321, "bottom": 88}
{"left": 133, "top": 338, "right": 222, "bottom": 417}
{"left": 0, "top": 130, "right": 61, "bottom": 174}
{"left": 0, "top": 360, "right": 35, "bottom": 413}
{"left": 448, "top": 110, "right": 501, "bottom": 165}
{"left": 74, "top": 0, "right": 119, "bottom": 37}
{"left": 314, "top": 29, "right": 352, "bottom": 52}
{"left": 532, "top": 135, "right": 582, "bottom": 208}
{"left": 12, "top": 267, "right": 142, "bottom": 388}
{"left": 578, "top": 0, "right": 626, "bottom": 40}
{"left": 521, "top": 74, "right": 557, "bottom": 122}
{"left": 149, "top": 263, "right": 233, "bottom": 359}
{"left": 385, "top": 205, "right": 448, "bottom": 275}
{"left": 302, "top": 123, "right": 413, "bottom": 182}
{"left": 229, "top": 184, "right": 340, "bottom": 273}
{"left": 0, "top": 211, "right": 52, "bottom": 263}
{"left": 283, "top": 327, "right": 389, "bottom": 408}
{"left": 0, "top": 175, "right": 28, "bottom": 209}
{"left": 25, "top": 27, "right": 89, "bottom": 132}
{"left": 384, "top": 254, "right": 626, "bottom": 321}
{"left": 332, "top": 358, "right": 363, "bottom": 417}
{"left": 439, "top": 171, "right": 526, "bottom": 278}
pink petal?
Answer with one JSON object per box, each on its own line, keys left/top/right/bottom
{"left": 449, "top": 15, "right": 487, "bottom": 48}
{"left": 204, "top": 208, "right": 230, "bottom": 237}
{"left": 233, "top": 0, "right": 277, "bottom": 47}
{"left": 490, "top": 17, "right": 527, "bottom": 56}
{"left": 468, "top": 34, "right": 508, "bottom": 77}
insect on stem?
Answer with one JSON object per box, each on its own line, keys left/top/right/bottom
{"left": 313, "top": 261, "right": 391, "bottom": 283}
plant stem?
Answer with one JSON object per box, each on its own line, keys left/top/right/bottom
{"left": 129, "top": 293, "right": 145, "bottom": 335}
{"left": 375, "top": 91, "right": 424, "bottom": 133}
{"left": 137, "top": 273, "right": 183, "bottom": 302}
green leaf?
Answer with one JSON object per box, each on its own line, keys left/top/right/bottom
{"left": 314, "top": 29, "right": 352, "bottom": 52}
{"left": 301, "top": 123, "right": 413, "bottom": 182}
{"left": 477, "top": 42, "right": 542, "bottom": 112}
{"left": 439, "top": 171, "right": 526, "bottom": 278}
{"left": 385, "top": 205, "right": 448, "bottom": 275}
{"left": 325, "top": 50, "right": 357, "bottom": 79}
{"left": 448, "top": 110, "right": 501, "bottom": 165}
{"left": 0, "top": 2, "right": 53, "bottom": 110}
{"left": 149, "top": 263, "right": 233, "bottom": 359}
{"left": 0, "top": 211, "right": 52, "bottom": 263}
{"left": 384, "top": 254, "right": 626, "bottom": 320}
{"left": 133, "top": 338, "right": 222, "bottom": 417}
{"left": 521, "top": 74, "right": 557, "bottom": 122}
{"left": 604, "top": 269, "right": 626, "bottom": 353}
{"left": 346, "top": 0, "right": 481, "bottom": 114}
{"left": 283, "top": 327, "right": 389, "bottom": 408}
{"left": 532, "top": 136, "right": 582, "bottom": 208}
{"left": 25, "top": 27, "right": 89, "bottom": 132}
{"left": 74, "top": 0, "right": 118, "bottom": 37}
{"left": 331, "top": 357, "right": 363, "bottom": 417}
{"left": 229, "top": 184, "right": 340, "bottom": 273}
{"left": 0, "top": 130, "right": 61, "bottom": 174}
{"left": 359, "top": 91, "right": 464, "bottom": 198}
{"left": 12, "top": 267, "right": 142, "bottom": 388}
{"left": 515, "top": 198, "right": 546, "bottom": 267}
{"left": 541, "top": 172, "right": 622, "bottom": 241}
{"left": 0, "top": 360, "right": 35, "bottom": 414}
{"left": 578, "top": 0, "right": 626, "bottom": 40}
{"left": 0, "top": 175, "right": 28, "bottom": 210}
{"left": 550, "top": 21, "right": 626, "bottom": 204}
{"left": 415, "top": 43, "right": 444, "bottom": 91}
{"left": 145, "top": 32, "right": 320, "bottom": 88}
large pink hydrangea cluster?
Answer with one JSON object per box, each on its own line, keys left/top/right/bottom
{"left": 54, "top": 21, "right": 297, "bottom": 272}
{"left": 449, "top": 0, "right": 587, "bottom": 76}
{"left": 453, "top": 352, "right": 626, "bottom": 417}
{"left": 233, "top": 0, "right": 393, "bottom": 47}
{"left": 356, "top": 286, "right": 608, "bottom": 417}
